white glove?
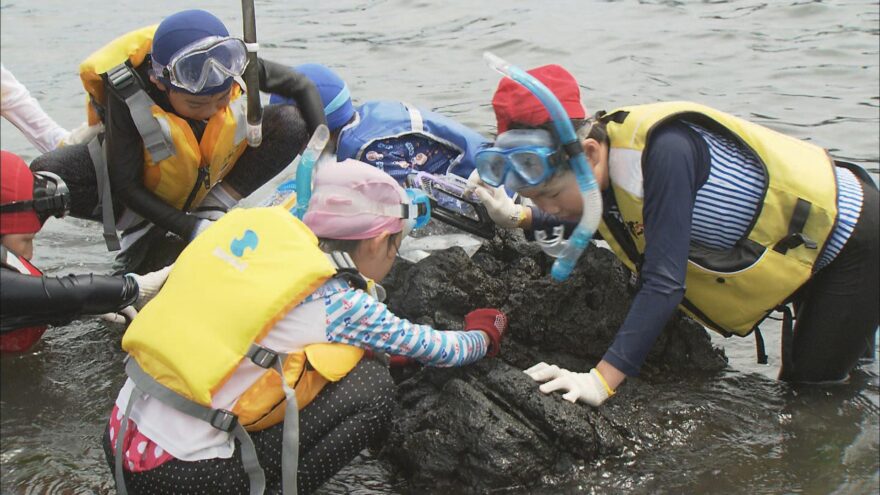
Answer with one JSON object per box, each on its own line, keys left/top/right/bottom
{"left": 524, "top": 362, "right": 614, "bottom": 407}
{"left": 60, "top": 121, "right": 103, "bottom": 147}
{"left": 192, "top": 206, "right": 227, "bottom": 222}
{"left": 465, "top": 170, "right": 525, "bottom": 229}
{"left": 100, "top": 305, "right": 138, "bottom": 326}
{"left": 190, "top": 218, "right": 215, "bottom": 241}
{"left": 128, "top": 264, "right": 173, "bottom": 309}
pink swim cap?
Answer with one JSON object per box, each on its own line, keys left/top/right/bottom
{"left": 303, "top": 159, "right": 408, "bottom": 240}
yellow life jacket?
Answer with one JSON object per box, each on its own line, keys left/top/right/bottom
{"left": 123, "top": 206, "right": 365, "bottom": 431}
{"left": 595, "top": 101, "right": 838, "bottom": 336}
{"left": 79, "top": 25, "right": 248, "bottom": 210}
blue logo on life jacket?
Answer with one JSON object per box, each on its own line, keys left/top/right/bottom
{"left": 230, "top": 229, "right": 259, "bottom": 257}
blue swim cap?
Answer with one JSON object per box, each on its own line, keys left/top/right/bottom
{"left": 151, "top": 9, "right": 233, "bottom": 95}
{"left": 269, "top": 63, "right": 355, "bottom": 132}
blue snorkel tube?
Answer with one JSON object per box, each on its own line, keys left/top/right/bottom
{"left": 483, "top": 52, "right": 603, "bottom": 281}
{"left": 288, "top": 124, "right": 331, "bottom": 219}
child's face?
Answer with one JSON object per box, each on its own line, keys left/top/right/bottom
{"left": 520, "top": 171, "right": 585, "bottom": 221}
{"left": 355, "top": 232, "right": 403, "bottom": 282}
{"left": 1, "top": 233, "right": 36, "bottom": 260}
{"left": 166, "top": 87, "right": 233, "bottom": 121}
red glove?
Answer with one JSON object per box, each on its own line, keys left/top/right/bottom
{"left": 364, "top": 349, "right": 416, "bottom": 367}
{"left": 464, "top": 308, "right": 508, "bottom": 357}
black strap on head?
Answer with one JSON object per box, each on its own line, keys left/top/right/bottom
{"left": 0, "top": 174, "right": 70, "bottom": 222}
{"left": 562, "top": 140, "right": 584, "bottom": 160}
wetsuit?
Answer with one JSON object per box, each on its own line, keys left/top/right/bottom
{"left": 30, "top": 59, "right": 323, "bottom": 261}
{"left": 529, "top": 122, "right": 878, "bottom": 381}
{"left": 0, "top": 260, "right": 138, "bottom": 336}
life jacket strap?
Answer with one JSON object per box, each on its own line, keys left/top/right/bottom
{"left": 753, "top": 327, "right": 768, "bottom": 365}
{"left": 773, "top": 199, "right": 817, "bottom": 254}
{"left": 119, "top": 357, "right": 267, "bottom": 495}
{"left": 244, "top": 343, "right": 300, "bottom": 494}
{"left": 88, "top": 136, "right": 121, "bottom": 251}
{"left": 105, "top": 63, "right": 176, "bottom": 162}
{"left": 246, "top": 342, "right": 282, "bottom": 369}
{"left": 327, "top": 251, "right": 368, "bottom": 292}
{"left": 778, "top": 304, "right": 796, "bottom": 377}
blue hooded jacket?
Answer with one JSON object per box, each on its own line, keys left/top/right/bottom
{"left": 336, "top": 100, "right": 489, "bottom": 180}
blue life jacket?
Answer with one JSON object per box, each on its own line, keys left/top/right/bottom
{"left": 336, "top": 100, "right": 489, "bottom": 180}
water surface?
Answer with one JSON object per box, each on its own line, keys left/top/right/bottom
{"left": 1, "top": 0, "right": 877, "bottom": 493}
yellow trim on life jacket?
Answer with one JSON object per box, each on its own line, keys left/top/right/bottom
{"left": 234, "top": 344, "right": 366, "bottom": 431}
{"left": 123, "top": 207, "right": 363, "bottom": 423}
{"left": 144, "top": 86, "right": 248, "bottom": 209}
{"left": 79, "top": 25, "right": 158, "bottom": 126}
{"left": 598, "top": 101, "right": 838, "bottom": 336}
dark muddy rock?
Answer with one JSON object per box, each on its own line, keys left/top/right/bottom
{"left": 143, "top": 220, "right": 729, "bottom": 493}
{"left": 378, "top": 228, "right": 728, "bottom": 493}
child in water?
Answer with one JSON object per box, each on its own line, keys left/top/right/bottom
{"left": 104, "top": 158, "right": 508, "bottom": 494}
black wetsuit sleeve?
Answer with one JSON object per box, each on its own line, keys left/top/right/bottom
{"left": 602, "top": 122, "right": 710, "bottom": 376}
{"left": 0, "top": 269, "right": 139, "bottom": 333}
{"left": 258, "top": 58, "right": 327, "bottom": 133}
{"left": 104, "top": 74, "right": 199, "bottom": 239}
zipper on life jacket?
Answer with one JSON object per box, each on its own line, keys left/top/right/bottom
{"left": 182, "top": 166, "right": 211, "bottom": 212}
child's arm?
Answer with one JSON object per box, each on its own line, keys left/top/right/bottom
{"left": 257, "top": 59, "right": 327, "bottom": 135}
{"left": 103, "top": 79, "right": 200, "bottom": 239}
{"left": 323, "top": 288, "right": 497, "bottom": 367}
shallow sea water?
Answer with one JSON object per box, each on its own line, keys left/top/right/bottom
{"left": 1, "top": 1, "right": 877, "bottom": 493}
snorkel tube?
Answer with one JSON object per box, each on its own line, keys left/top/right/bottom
{"left": 483, "top": 52, "right": 603, "bottom": 281}
{"left": 241, "top": 0, "right": 262, "bottom": 147}
{"left": 290, "top": 124, "right": 331, "bottom": 219}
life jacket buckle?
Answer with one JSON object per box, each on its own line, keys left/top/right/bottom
{"left": 209, "top": 409, "right": 238, "bottom": 432}
{"left": 248, "top": 343, "right": 279, "bottom": 369}
{"left": 774, "top": 232, "right": 817, "bottom": 254}
{"left": 106, "top": 64, "right": 135, "bottom": 92}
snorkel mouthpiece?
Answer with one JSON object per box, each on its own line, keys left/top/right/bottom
{"left": 483, "top": 52, "right": 602, "bottom": 281}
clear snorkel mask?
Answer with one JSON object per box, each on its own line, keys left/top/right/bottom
{"left": 152, "top": 36, "right": 249, "bottom": 94}
{"left": 482, "top": 52, "right": 603, "bottom": 281}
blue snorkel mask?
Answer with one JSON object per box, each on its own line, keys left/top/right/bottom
{"left": 481, "top": 52, "right": 603, "bottom": 281}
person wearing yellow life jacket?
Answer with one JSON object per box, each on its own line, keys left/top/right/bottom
{"left": 30, "top": 9, "right": 327, "bottom": 275}
{"left": 468, "top": 64, "right": 878, "bottom": 406}
{"left": 102, "top": 158, "right": 509, "bottom": 495}
{"left": 0, "top": 151, "right": 170, "bottom": 352}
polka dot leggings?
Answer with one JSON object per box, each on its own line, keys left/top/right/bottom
{"left": 103, "top": 358, "right": 396, "bottom": 494}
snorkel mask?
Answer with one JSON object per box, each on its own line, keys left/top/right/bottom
{"left": 152, "top": 36, "right": 248, "bottom": 94}
{"left": 475, "top": 129, "right": 566, "bottom": 191}
{"left": 0, "top": 171, "right": 70, "bottom": 224}
{"left": 481, "top": 52, "right": 603, "bottom": 281}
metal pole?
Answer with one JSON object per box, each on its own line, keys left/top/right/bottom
{"left": 241, "top": 0, "right": 262, "bottom": 147}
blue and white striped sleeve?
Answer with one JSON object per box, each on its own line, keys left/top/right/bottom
{"left": 322, "top": 287, "right": 489, "bottom": 367}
